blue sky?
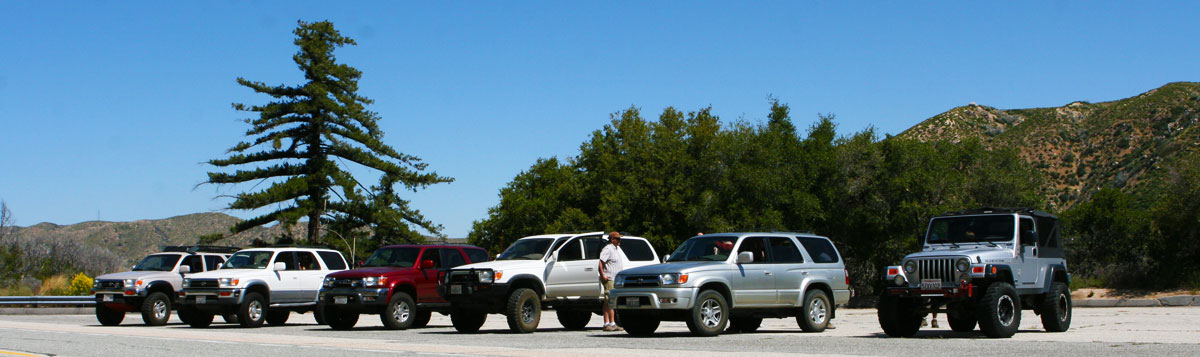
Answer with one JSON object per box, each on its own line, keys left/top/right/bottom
{"left": 1, "top": 1, "right": 1197, "bottom": 238}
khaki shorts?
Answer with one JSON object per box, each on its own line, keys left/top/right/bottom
{"left": 603, "top": 279, "right": 615, "bottom": 308}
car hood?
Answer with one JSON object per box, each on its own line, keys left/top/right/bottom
{"left": 96, "top": 271, "right": 178, "bottom": 281}
{"left": 618, "top": 262, "right": 727, "bottom": 276}
{"left": 905, "top": 246, "right": 1016, "bottom": 261}
{"left": 451, "top": 260, "right": 544, "bottom": 272}
{"left": 186, "top": 268, "right": 270, "bottom": 280}
{"left": 327, "top": 267, "right": 414, "bottom": 278}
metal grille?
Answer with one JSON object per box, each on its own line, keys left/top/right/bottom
{"left": 97, "top": 280, "right": 123, "bottom": 289}
{"left": 447, "top": 271, "right": 478, "bottom": 284}
{"left": 622, "top": 275, "right": 659, "bottom": 288}
{"left": 331, "top": 278, "right": 362, "bottom": 289}
{"left": 917, "top": 258, "right": 956, "bottom": 285}
{"left": 190, "top": 279, "right": 219, "bottom": 288}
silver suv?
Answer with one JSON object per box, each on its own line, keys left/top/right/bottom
{"left": 878, "top": 208, "right": 1071, "bottom": 338}
{"left": 611, "top": 232, "right": 851, "bottom": 336}
{"left": 91, "top": 246, "right": 238, "bottom": 326}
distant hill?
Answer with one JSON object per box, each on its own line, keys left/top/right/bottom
{"left": 898, "top": 82, "right": 1200, "bottom": 209}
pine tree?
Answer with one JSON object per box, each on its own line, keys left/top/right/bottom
{"left": 205, "top": 20, "right": 451, "bottom": 244}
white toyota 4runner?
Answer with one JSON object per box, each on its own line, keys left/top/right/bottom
{"left": 442, "top": 232, "right": 659, "bottom": 333}
{"left": 178, "top": 247, "right": 348, "bottom": 328}
{"left": 91, "top": 246, "right": 239, "bottom": 326}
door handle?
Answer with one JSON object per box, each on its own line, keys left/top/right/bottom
{"left": 764, "top": 272, "right": 773, "bottom": 276}
{"left": 585, "top": 267, "right": 594, "bottom": 271}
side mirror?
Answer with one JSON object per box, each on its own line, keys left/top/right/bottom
{"left": 1020, "top": 230, "right": 1038, "bottom": 246}
{"left": 421, "top": 259, "right": 435, "bottom": 269}
{"left": 550, "top": 250, "right": 559, "bottom": 262}
{"left": 737, "top": 251, "right": 754, "bottom": 264}
{"left": 273, "top": 262, "right": 286, "bottom": 271}
{"left": 179, "top": 265, "right": 191, "bottom": 274}
{"left": 662, "top": 254, "right": 670, "bottom": 262}
{"left": 357, "top": 260, "right": 365, "bottom": 267}
{"left": 495, "top": 253, "right": 501, "bottom": 259}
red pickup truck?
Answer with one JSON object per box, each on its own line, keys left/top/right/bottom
{"left": 317, "top": 244, "right": 489, "bottom": 330}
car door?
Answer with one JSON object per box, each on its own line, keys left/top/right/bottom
{"left": 546, "top": 236, "right": 600, "bottom": 296}
{"left": 731, "top": 237, "right": 775, "bottom": 306}
{"left": 1016, "top": 217, "right": 1041, "bottom": 289}
{"left": 415, "top": 248, "right": 443, "bottom": 302}
{"left": 293, "top": 251, "right": 325, "bottom": 302}
{"left": 768, "top": 236, "right": 807, "bottom": 306}
{"left": 271, "top": 251, "right": 300, "bottom": 303}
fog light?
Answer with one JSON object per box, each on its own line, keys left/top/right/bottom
{"left": 659, "top": 298, "right": 676, "bottom": 304}
{"left": 893, "top": 275, "right": 907, "bottom": 287}
{"left": 364, "top": 296, "right": 375, "bottom": 302}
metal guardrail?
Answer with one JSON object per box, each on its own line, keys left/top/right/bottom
{"left": 0, "top": 296, "right": 95, "bottom": 307}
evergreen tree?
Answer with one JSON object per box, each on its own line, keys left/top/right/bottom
{"left": 205, "top": 20, "right": 451, "bottom": 244}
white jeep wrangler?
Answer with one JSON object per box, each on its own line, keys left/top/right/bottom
{"left": 442, "top": 232, "right": 659, "bottom": 333}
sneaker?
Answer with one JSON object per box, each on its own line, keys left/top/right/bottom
{"left": 615, "top": 326, "right": 624, "bottom": 331}
{"left": 826, "top": 322, "right": 836, "bottom": 330}
{"left": 603, "top": 325, "right": 618, "bottom": 332}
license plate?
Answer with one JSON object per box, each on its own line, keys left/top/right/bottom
{"left": 625, "top": 297, "right": 640, "bottom": 307}
{"left": 102, "top": 294, "right": 113, "bottom": 302}
{"left": 196, "top": 296, "right": 206, "bottom": 304}
{"left": 450, "top": 285, "right": 462, "bottom": 294}
{"left": 920, "top": 279, "right": 942, "bottom": 290}
{"left": 334, "top": 296, "right": 348, "bottom": 305}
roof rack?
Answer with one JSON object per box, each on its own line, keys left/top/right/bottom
{"left": 163, "top": 245, "right": 242, "bottom": 254}
{"left": 938, "top": 207, "right": 1057, "bottom": 219}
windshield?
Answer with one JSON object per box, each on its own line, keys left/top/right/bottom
{"left": 667, "top": 236, "right": 736, "bottom": 262}
{"left": 497, "top": 238, "right": 554, "bottom": 260}
{"left": 362, "top": 247, "right": 421, "bottom": 268}
{"left": 220, "top": 251, "right": 275, "bottom": 269}
{"left": 927, "top": 215, "right": 1015, "bottom": 244}
{"left": 132, "top": 254, "right": 182, "bottom": 271}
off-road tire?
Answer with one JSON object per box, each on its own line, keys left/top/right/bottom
{"left": 947, "top": 311, "right": 977, "bottom": 332}
{"left": 412, "top": 310, "right": 432, "bottom": 328}
{"left": 556, "top": 309, "right": 592, "bottom": 330}
{"left": 381, "top": 292, "right": 417, "bottom": 330}
{"left": 976, "top": 283, "right": 1021, "bottom": 338}
{"left": 505, "top": 288, "right": 541, "bottom": 333}
{"left": 877, "top": 295, "right": 922, "bottom": 337}
{"left": 728, "top": 317, "right": 762, "bottom": 333}
{"left": 797, "top": 290, "right": 831, "bottom": 332}
{"left": 685, "top": 290, "right": 728, "bottom": 336}
{"left": 222, "top": 313, "right": 239, "bottom": 324}
{"left": 237, "top": 292, "right": 267, "bottom": 328}
{"left": 450, "top": 308, "right": 487, "bottom": 333}
{"left": 95, "top": 304, "right": 125, "bottom": 326}
{"left": 1039, "top": 282, "right": 1072, "bottom": 332}
{"left": 313, "top": 304, "right": 327, "bottom": 325}
{"left": 617, "top": 311, "right": 660, "bottom": 337}
{"left": 140, "top": 292, "right": 171, "bottom": 326}
{"left": 265, "top": 310, "right": 290, "bottom": 326}
{"left": 180, "top": 307, "right": 214, "bottom": 328}
{"left": 325, "top": 307, "right": 360, "bottom": 330}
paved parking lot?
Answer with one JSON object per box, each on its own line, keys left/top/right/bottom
{"left": 2, "top": 307, "right": 1199, "bottom": 356}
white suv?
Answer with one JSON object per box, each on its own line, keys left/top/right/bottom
{"left": 178, "top": 247, "right": 348, "bottom": 328}
{"left": 442, "top": 232, "right": 660, "bottom": 333}
{"left": 91, "top": 246, "right": 238, "bottom": 326}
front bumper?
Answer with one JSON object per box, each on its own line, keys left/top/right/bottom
{"left": 441, "top": 282, "right": 511, "bottom": 311}
{"left": 883, "top": 283, "right": 974, "bottom": 298}
{"left": 318, "top": 287, "right": 390, "bottom": 313}
{"left": 178, "top": 288, "right": 244, "bottom": 311}
{"left": 610, "top": 287, "right": 695, "bottom": 310}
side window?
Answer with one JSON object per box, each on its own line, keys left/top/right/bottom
{"left": 317, "top": 251, "right": 347, "bottom": 270}
{"left": 559, "top": 238, "right": 583, "bottom": 261}
{"left": 583, "top": 237, "right": 607, "bottom": 260}
{"left": 275, "top": 251, "right": 299, "bottom": 270}
{"left": 204, "top": 256, "right": 224, "bottom": 271}
{"left": 797, "top": 237, "right": 840, "bottom": 263}
{"left": 181, "top": 255, "right": 205, "bottom": 272}
{"left": 296, "top": 252, "right": 320, "bottom": 270}
{"left": 442, "top": 248, "right": 467, "bottom": 268}
{"left": 1020, "top": 218, "right": 1036, "bottom": 246}
{"left": 465, "top": 248, "right": 490, "bottom": 263}
{"left": 421, "top": 249, "right": 442, "bottom": 268}
{"left": 619, "top": 239, "right": 656, "bottom": 261}
{"left": 768, "top": 237, "right": 804, "bottom": 263}
{"left": 737, "top": 237, "right": 769, "bottom": 263}
{"left": 1036, "top": 218, "right": 1059, "bottom": 248}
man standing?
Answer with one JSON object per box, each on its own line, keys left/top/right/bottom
{"left": 598, "top": 231, "right": 627, "bottom": 331}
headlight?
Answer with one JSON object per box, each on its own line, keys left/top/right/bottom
{"left": 93, "top": 281, "right": 101, "bottom": 288}
{"left": 476, "top": 270, "right": 497, "bottom": 284}
{"left": 218, "top": 278, "right": 239, "bottom": 288}
{"left": 614, "top": 275, "right": 625, "bottom": 288}
{"left": 323, "top": 277, "right": 336, "bottom": 288}
{"left": 123, "top": 279, "right": 142, "bottom": 288}
{"left": 893, "top": 275, "right": 907, "bottom": 287}
{"left": 956, "top": 258, "right": 971, "bottom": 272}
{"left": 363, "top": 276, "right": 388, "bottom": 288}
{"left": 903, "top": 260, "right": 917, "bottom": 274}
{"left": 660, "top": 273, "right": 689, "bottom": 285}
{"left": 182, "top": 278, "right": 191, "bottom": 288}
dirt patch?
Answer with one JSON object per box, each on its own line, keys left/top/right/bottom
{"left": 1072, "top": 288, "right": 1199, "bottom": 299}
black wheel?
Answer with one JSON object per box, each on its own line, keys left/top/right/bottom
{"left": 556, "top": 309, "right": 592, "bottom": 330}
{"left": 948, "top": 311, "right": 977, "bottom": 332}
{"left": 381, "top": 292, "right": 417, "bottom": 330}
{"left": 325, "top": 306, "right": 360, "bottom": 330}
{"left": 412, "top": 310, "right": 433, "bottom": 328}
{"left": 877, "top": 295, "right": 923, "bottom": 337}
{"left": 976, "top": 283, "right": 1021, "bottom": 338}
{"left": 685, "top": 290, "right": 728, "bottom": 336}
{"left": 617, "top": 311, "right": 660, "bottom": 337}
{"left": 95, "top": 304, "right": 125, "bottom": 326}
{"left": 797, "top": 290, "right": 831, "bottom": 332}
{"left": 139, "top": 292, "right": 171, "bottom": 326}
{"left": 728, "top": 317, "right": 762, "bottom": 333}
{"left": 180, "top": 307, "right": 214, "bottom": 328}
{"left": 237, "top": 292, "right": 267, "bottom": 328}
{"left": 450, "top": 308, "right": 487, "bottom": 333}
{"left": 265, "top": 310, "right": 290, "bottom": 326}
{"left": 313, "top": 304, "right": 327, "bottom": 325}
{"left": 505, "top": 288, "right": 541, "bottom": 333}
{"left": 1039, "top": 282, "right": 1072, "bottom": 332}
{"left": 222, "top": 313, "right": 239, "bottom": 324}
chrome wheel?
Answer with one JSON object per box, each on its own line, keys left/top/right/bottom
{"left": 997, "top": 295, "right": 1015, "bottom": 327}
{"left": 808, "top": 297, "right": 827, "bottom": 325}
{"left": 393, "top": 300, "right": 411, "bottom": 323}
{"left": 248, "top": 300, "right": 263, "bottom": 322}
{"left": 700, "top": 298, "right": 722, "bottom": 328}
{"left": 153, "top": 300, "right": 168, "bottom": 320}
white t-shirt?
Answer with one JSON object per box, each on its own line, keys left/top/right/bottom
{"left": 599, "top": 243, "right": 627, "bottom": 280}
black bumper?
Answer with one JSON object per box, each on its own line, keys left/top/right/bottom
{"left": 442, "top": 282, "right": 511, "bottom": 312}
{"left": 319, "top": 288, "right": 390, "bottom": 314}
